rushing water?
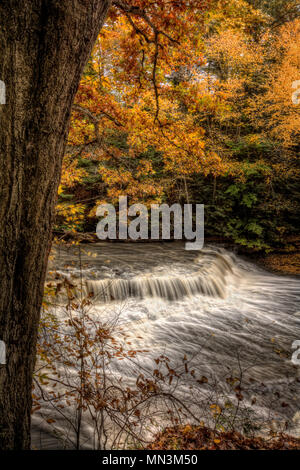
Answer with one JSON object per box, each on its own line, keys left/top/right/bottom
{"left": 32, "top": 242, "right": 300, "bottom": 449}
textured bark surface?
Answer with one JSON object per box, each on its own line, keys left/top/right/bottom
{"left": 0, "top": 0, "right": 111, "bottom": 449}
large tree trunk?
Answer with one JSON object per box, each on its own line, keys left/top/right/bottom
{"left": 0, "top": 0, "right": 111, "bottom": 449}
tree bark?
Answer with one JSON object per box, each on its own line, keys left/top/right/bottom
{"left": 0, "top": 0, "right": 111, "bottom": 449}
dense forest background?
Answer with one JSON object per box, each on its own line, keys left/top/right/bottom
{"left": 55, "top": 0, "right": 300, "bottom": 252}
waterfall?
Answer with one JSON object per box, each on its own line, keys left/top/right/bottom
{"left": 83, "top": 252, "right": 234, "bottom": 302}
{"left": 36, "top": 243, "right": 300, "bottom": 449}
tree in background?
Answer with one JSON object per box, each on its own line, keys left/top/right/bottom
{"left": 59, "top": 0, "right": 299, "bottom": 250}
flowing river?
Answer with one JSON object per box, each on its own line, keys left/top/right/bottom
{"left": 32, "top": 242, "right": 300, "bottom": 449}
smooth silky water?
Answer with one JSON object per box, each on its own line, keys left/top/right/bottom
{"left": 32, "top": 242, "right": 300, "bottom": 448}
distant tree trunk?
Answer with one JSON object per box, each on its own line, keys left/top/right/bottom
{"left": 0, "top": 0, "right": 111, "bottom": 449}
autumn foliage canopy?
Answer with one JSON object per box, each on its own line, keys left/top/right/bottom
{"left": 56, "top": 0, "right": 300, "bottom": 251}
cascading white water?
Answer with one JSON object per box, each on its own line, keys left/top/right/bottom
{"left": 33, "top": 242, "right": 300, "bottom": 449}
{"left": 83, "top": 252, "right": 233, "bottom": 301}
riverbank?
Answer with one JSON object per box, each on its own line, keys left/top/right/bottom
{"left": 147, "top": 425, "right": 300, "bottom": 450}
{"left": 256, "top": 252, "right": 300, "bottom": 276}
